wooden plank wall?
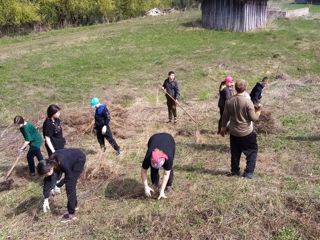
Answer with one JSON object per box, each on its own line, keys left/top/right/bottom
{"left": 202, "top": 0, "right": 268, "bottom": 32}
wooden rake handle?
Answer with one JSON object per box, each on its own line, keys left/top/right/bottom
{"left": 5, "top": 155, "right": 22, "bottom": 180}
{"left": 160, "top": 86, "right": 198, "bottom": 125}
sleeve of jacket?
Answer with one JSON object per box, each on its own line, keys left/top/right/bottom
{"left": 221, "top": 102, "right": 231, "bottom": 128}
{"left": 174, "top": 81, "right": 180, "bottom": 100}
{"left": 162, "top": 80, "right": 166, "bottom": 89}
{"left": 103, "top": 106, "right": 111, "bottom": 124}
{"left": 250, "top": 84, "right": 261, "bottom": 103}
{"left": 43, "top": 174, "right": 57, "bottom": 198}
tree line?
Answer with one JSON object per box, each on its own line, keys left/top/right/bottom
{"left": 0, "top": 0, "right": 199, "bottom": 35}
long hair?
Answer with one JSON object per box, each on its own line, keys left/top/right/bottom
{"left": 37, "top": 154, "right": 61, "bottom": 175}
{"left": 47, "top": 104, "right": 61, "bottom": 119}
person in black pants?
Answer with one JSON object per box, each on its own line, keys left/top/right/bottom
{"left": 220, "top": 80, "right": 261, "bottom": 179}
{"left": 14, "top": 116, "right": 44, "bottom": 177}
{"left": 91, "top": 97, "right": 121, "bottom": 155}
{"left": 43, "top": 104, "right": 66, "bottom": 156}
{"left": 162, "top": 71, "right": 180, "bottom": 123}
{"left": 141, "top": 133, "right": 175, "bottom": 200}
{"left": 37, "top": 148, "right": 86, "bottom": 223}
{"left": 43, "top": 104, "right": 66, "bottom": 195}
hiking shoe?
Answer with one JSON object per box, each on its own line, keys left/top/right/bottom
{"left": 243, "top": 172, "right": 254, "bottom": 179}
{"left": 61, "top": 213, "right": 77, "bottom": 223}
{"left": 227, "top": 171, "right": 241, "bottom": 177}
{"left": 174, "top": 118, "right": 178, "bottom": 124}
{"left": 116, "top": 149, "right": 123, "bottom": 156}
{"left": 166, "top": 119, "right": 172, "bottom": 123}
{"left": 165, "top": 186, "right": 173, "bottom": 193}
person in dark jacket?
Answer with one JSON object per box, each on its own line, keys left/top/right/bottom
{"left": 42, "top": 104, "right": 66, "bottom": 195}
{"left": 37, "top": 148, "right": 86, "bottom": 223}
{"left": 162, "top": 71, "right": 180, "bottom": 123}
{"left": 250, "top": 77, "right": 268, "bottom": 105}
{"left": 91, "top": 97, "right": 121, "bottom": 155}
{"left": 14, "top": 116, "right": 44, "bottom": 176}
{"left": 217, "top": 76, "right": 234, "bottom": 134}
{"left": 141, "top": 133, "right": 175, "bottom": 200}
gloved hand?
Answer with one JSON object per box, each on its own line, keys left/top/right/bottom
{"left": 50, "top": 186, "right": 61, "bottom": 196}
{"left": 144, "top": 185, "right": 154, "bottom": 197}
{"left": 158, "top": 191, "right": 167, "bottom": 200}
{"left": 101, "top": 125, "right": 107, "bottom": 135}
{"left": 43, "top": 198, "right": 50, "bottom": 213}
{"left": 54, "top": 186, "right": 61, "bottom": 194}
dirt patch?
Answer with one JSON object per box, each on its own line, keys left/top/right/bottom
{"left": 0, "top": 179, "right": 14, "bottom": 192}
{"left": 80, "top": 165, "right": 114, "bottom": 183}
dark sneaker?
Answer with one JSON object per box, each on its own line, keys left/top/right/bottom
{"left": 227, "top": 171, "right": 241, "bottom": 177}
{"left": 243, "top": 172, "right": 254, "bottom": 179}
{"left": 165, "top": 186, "right": 173, "bottom": 192}
{"left": 61, "top": 213, "right": 77, "bottom": 223}
{"left": 166, "top": 119, "right": 172, "bottom": 123}
{"left": 29, "top": 172, "right": 36, "bottom": 177}
{"left": 116, "top": 149, "right": 122, "bottom": 156}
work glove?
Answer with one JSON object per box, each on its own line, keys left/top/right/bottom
{"left": 101, "top": 125, "right": 107, "bottom": 135}
{"left": 43, "top": 198, "right": 50, "bottom": 213}
{"left": 144, "top": 185, "right": 154, "bottom": 197}
{"left": 158, "top": 191, "right": 167, "bottom": 200}
{"left": 50, "top": 186, "right": 61, "bottom": 196}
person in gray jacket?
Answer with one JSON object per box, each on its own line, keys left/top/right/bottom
{"left": 220, "top": 80, "right": 261, "bottom": 179}
{"left": 162, "top": 71, "right": 180, "bottom": 123}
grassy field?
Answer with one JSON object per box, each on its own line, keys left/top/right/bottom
{"left": 0, "top": 9, "right": 320, "bottom": 240}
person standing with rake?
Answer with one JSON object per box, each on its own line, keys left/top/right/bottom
{"left": 162, "top": 71, "right": 180, "bottom": 124}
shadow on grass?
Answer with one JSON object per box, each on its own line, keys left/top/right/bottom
{"left": 181, "top": 19, "right": 202, "bottom": 28}
{"left": 6, "top": 195, "right": 65, "bottom": 219}
{"left": 286, "top": 135, "right": 320, "bottom": 141}
{"left": 105, "top": 178, "right": 144, "bottom": 200}
{"left": 181, "top": 143, "right": 229, "bottom": 153}
{"left": 175, "top": 164, "right": 229, "bottom": 176}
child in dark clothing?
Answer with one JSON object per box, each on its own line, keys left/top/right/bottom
{"left": 90, "top": 97, "right": 121, "bottom": 155}
{"left": 250, "top": 77, "right": 268, "bottom": 106}
{"left": 14, "top": 116, "right": 44, "bottom": 176}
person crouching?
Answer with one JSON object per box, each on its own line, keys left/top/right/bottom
{"left": 141, "top": 133, "right": 175, "bottom": 200}
{"left": 37, "top": 148, "right": 86, "bottom": 223}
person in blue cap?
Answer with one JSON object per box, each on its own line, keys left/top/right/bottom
{"left": 91, "top": 97, "right": 121, "bottom": 155}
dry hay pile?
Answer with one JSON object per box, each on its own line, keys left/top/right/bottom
{"left": 255, "top": 109, "right": 281, "bottom": 134}
{"left": 62, "top": 104, "right": 140, "bottom": 140}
